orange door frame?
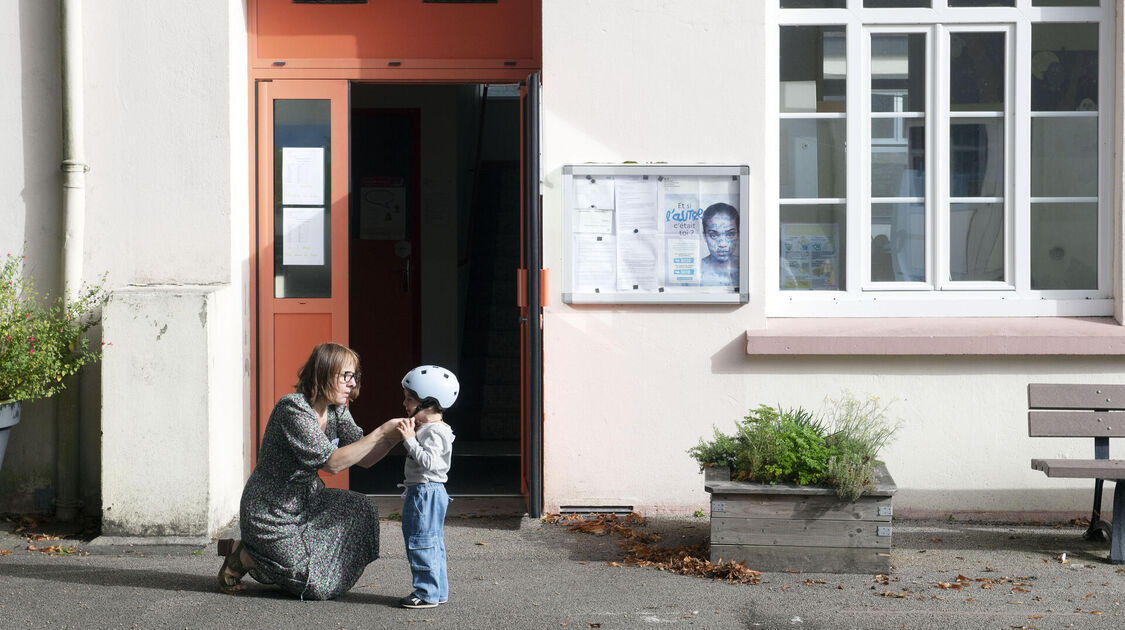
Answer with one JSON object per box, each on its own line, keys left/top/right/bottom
{"left": 255, "top": 79, "right": 352, "bottom": 489}
{"left": 246, "top": 1, "right": 542, "bottom": 496}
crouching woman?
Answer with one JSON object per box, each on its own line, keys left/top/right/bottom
{"left": 217, "top": 342, "right": 408, "bottom": 599}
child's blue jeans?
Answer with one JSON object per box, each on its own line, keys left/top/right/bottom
{"left": 402, "top": 482, "right": 450, "bottom": 603}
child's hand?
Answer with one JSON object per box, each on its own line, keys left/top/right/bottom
{"left": 396, "top": 417, "right": 416, "bottom": 441}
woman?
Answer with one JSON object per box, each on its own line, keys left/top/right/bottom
{"left": 217, "top": 342, "right": 408, "bottom": 599}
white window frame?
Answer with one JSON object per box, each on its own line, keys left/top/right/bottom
{"left": 770, "top": 0, "right": 1113, "bottom": 317}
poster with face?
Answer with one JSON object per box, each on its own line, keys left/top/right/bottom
{"left": 698, "top": 177, "right": 740, "bottom": 288}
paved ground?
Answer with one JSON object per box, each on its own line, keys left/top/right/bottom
{"left": 1, "top": 500, "right": 1123, "bottom": 630}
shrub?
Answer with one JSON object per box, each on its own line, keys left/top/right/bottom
{"left": 735, "top": 404, "right": 830, "bottom": 486}
{"left": 689, "top": 392, "right": 900, "bottom": 500}
{"left": 822, "top": 392, "right": 901, "bottom": 500}
{"left": 0, "top": 252, "right": 108, "bottom": 404}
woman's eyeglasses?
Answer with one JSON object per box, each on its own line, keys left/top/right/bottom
{"left": 337, "top": 371, "right": 361, "bottom": 384}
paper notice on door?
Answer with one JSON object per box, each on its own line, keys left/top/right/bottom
{"left": 359, "top": 185, "right": 406, "bottom": 240}
{"left": 282, "top": 147, "right": 325, "bottom": 206}
{"left": 282, "top": 207, "right": 325, "bottom": 266}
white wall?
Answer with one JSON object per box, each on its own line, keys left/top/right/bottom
{"left": 92, "top": 1, "right": 248, "bottom": 535}
{"left": 540, "top": 0, "right": 1124, "bottom": 517}
{"left": 0, "top": 0, "right": 64, "bottom": 512}
{"left": 0, "top": 1, "right": 249, "bottom": 531}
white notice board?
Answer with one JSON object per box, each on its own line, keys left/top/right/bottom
{"left": 563, "top": 164, "right": 749, "bottom": 304}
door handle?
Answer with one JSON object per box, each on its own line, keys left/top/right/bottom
{"left": 401, "top": 257, "right": 411, "bottom": 293}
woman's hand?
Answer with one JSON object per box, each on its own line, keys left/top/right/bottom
{"left": 328, "top": 417, "right": 411, "bottom": 472}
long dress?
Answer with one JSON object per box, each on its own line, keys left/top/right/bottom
{"left": 240, "top": 393, "right": 380, "bottom": 600}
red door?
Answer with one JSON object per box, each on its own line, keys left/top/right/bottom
{"left": 255, "top": 79, "right": 351, "bottom": 489}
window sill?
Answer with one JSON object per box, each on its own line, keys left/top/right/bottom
{"left": 746, "top": 317, "right": 1125, "bottom": 356}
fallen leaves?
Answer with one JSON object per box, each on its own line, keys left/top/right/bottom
{"left": 11, "top": 519, "right": 84, "bottom": 556}
{"left": 0, "top": 549, "right": 10, "bottom": 557}
{"left": 26, "top": 544, "right": 79, "bottom": 556}
{"left": 543, "top": 512, "right": 761, "bottom": 584}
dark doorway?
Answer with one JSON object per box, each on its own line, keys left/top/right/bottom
{"left": 347, "top": 84, "right": 523, "bottom": 496}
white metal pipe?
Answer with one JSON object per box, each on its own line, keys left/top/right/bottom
{"left": 57, "top": 0, "right": 88, "bottom": 522}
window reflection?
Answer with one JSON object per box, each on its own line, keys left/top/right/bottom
{"left": 871, "top": 203, "right": 925, "bottom": 282}
{"left": 949, "top": 203, "right": 1004, "bottom": 281}
{"left": 1031, "top": 203, "right": 1097, "bottom": 290}
{"left": 950, "top": 32, "right": 1005, "bottom": 111}
{"left": 781, "top": 26, "right": 846, "bottom": 113}
{"left": 1032, "top": 24, "right": 1098, "bottom": 112}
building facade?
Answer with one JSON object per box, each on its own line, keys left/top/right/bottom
{"left": 2, "top": 0, "right": 1123, "bottom": 536}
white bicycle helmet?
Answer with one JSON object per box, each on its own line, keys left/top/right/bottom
{"left": 401, "top": 365, "right": 460, "bottom": 410}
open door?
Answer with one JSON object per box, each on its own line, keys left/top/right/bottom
{"left": 520, "top": 73, "right": 543, "bottom": 517}
{"left": 255, "top": 79, "right": 351, "bottom": 489}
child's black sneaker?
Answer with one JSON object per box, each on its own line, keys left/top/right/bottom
{"left": 399, "top": 594, "right": 438, "bottom": 609}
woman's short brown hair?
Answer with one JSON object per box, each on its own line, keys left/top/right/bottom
{"left": 295, "top": 342, "right": 361, "bottom": 405}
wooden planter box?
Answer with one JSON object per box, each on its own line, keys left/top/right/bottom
{"left": 704, "top": 464, "right": 897, "bottom": 574}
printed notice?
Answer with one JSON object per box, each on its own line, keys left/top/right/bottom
{"left": 282, "top": 207, "right": 325, "bottom": 266}
{"left": 282, "top": 147, "right": 325, "bottom": 206}
{"left": 662, "top": 177, "right": 702, "bottom": 239}
{"left": 614, "top": 176, "right": 659, "bottom": 234}
{"left": 575, "top": 208, "right": 614, "bottom": 234}
{"left": 666, "top": 236, "right": 700, "bottom": 286}
{"left": 574, "top": 176, "right": 615, "bottom": 210}
{"left": 617, "top": 232, "right": 660, "bottom": 291}
{"left": 573, "top": 234, "right": 617, "bottom": 292}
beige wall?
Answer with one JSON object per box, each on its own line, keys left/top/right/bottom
{"left": 540, "top": 0, "right": 1125, "bottom": 516}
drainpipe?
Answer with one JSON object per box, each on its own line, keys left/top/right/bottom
{"left": 57, "top": 0, "right": 87, "bottom": 522}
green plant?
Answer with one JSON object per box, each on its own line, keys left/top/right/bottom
{"left": 0, "top": 252, "right": 108, "bottom": 404}
{"left": 693, "top": 509, "right": 705, "bottom": 518}
{"left": 736, "top": 404, "right": 830, "bottom": 485}
{"left": 822, "top": 392, "right": 901, "bottom": 500}
{"left": 687, "top": 425, "right": 741, "bottom": 470}
{"left": 688, "top": 393, "right": 900, "bottom": 500}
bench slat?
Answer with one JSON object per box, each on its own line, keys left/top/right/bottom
{"left": 1031, "top": 459, "right": 1125, "bottom": 479}
{"left": 1028, "top": 411, "right": 1125, "bottom": 437}
{"left": 1028, "top": 384, "right": 1125, "bottom": 410}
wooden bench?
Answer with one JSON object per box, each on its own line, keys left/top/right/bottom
{"left": 1028, "top": 383, "right": 1125, "bottom": 564}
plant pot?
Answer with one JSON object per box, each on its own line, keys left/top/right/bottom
{"left": 704, "top": 463, "right": 897, "bottom": 574}
{"left": 0, "top": 401, "right": 20, "bottom": 473}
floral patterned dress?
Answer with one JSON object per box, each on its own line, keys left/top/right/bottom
{"left": 240, "top": 393, "right": 380, "bottom": 600}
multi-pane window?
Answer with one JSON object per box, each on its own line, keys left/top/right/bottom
{"left": 777, "top": 0, "right": 1110, "bottom": 316}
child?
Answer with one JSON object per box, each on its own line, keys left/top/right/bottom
{"left": 397, "top": 365, "right": 459, "bottom": 609}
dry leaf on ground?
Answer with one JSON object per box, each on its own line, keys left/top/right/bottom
{"left": 543, "top": 512, "right": 761, "bottom": 584}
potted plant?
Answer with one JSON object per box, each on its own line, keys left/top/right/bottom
{"left": 689, "top": 392, "right": 900, "bottom": 573}
{"left": 0, "top": 251, "right": 107, "bottom": 472}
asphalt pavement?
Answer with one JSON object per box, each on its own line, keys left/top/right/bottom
{"left": 1, "top": 498, "right": 1123, "bottom": 630}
